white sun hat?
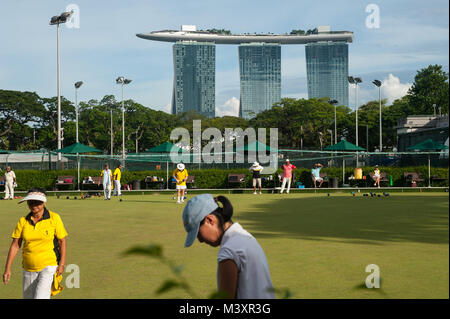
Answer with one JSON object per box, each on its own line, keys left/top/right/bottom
{"left": 177, "top": 163, "right": 185, "bottom": 171}
{"left": 253, "top": 161, "right": 259, "bottom": 166}
{"left": 19, "top": 191, "right": 47, "bottom": 204}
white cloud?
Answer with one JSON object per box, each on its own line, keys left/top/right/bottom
{"left": 216, "top": 97, "right": 240, "bottom": 117}
{"left": 381, "top": 74, "right": 412, "bottom": 104}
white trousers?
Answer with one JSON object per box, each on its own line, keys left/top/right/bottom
{"left": 5, "top": 181, "right": 14, "bottom": 199}
{"left": 103, "top": 183, "right": 111, "bottom": 199}
{"left": 280, "top": 177, "right": 291, "bottom": 193}
{"left": 23, "top": 265, "right": 58, "bottom": 299}
{"left": 113, "top": 180, "right": 121, "bottom": 196}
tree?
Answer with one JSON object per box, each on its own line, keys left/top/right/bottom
{"left": 0, "top": 90, "right": 45, "bottom": 149}
{"left": 407, "top": 64, "right": 449, "bottom": 115}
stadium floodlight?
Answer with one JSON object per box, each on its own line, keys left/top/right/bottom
{"left": 74, "top": 81, "right": 83, "bottom": 143}
{"left": 75, "top": 81, "right": 83, "bottom": 89}
{"left": 50, "top": 11, "right": 74, "bottom": 167}
{"left": 349, "top": 75, "right": 362, "bottom": 166}
{"left": 372, "top": 80, "right": 383, "bottom": 152}
{"left": 116, "top": 76, "right": 132, "bottom": 165}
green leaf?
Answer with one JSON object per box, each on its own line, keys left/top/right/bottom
{"left": 122, "top": 244, "right": 163, "bottom": 258}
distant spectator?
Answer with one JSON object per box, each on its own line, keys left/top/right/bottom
{"left": 99, "top": 164, "right": 113, "bottom": 200}
{"left": 280, "top": 159, "right": 296, "bottom": 194}
{"left": 249, "top": 162, "right": 264, "bottom": 195}
{"left": 311, "top": 163, "right": 324, "bottom": 188}
{"left": 113, "top": 164, "right": 123, "bottom": 196}
{"left": 4, "top": 166, "right": 16, "bottom": 200}
{"left": 173, "top": 163, "right": 188, "bottom": 204}
{"left": 372, "top": 165, "right": 381, "bottom": 188}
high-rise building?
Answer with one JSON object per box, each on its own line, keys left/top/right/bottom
{"left": 305, "top": 41, "right": 349, "bottom": 106}
{"left": 238, "top": 43, "right": 281, "bottom": 119}
{"left": 172, "top": 41, "right": 216, "bottom": 117}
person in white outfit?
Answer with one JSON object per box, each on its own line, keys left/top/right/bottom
{"left": 4, "top": 166, "right": 16, "bottom": 200}
{"left": 99, "top": 164, "right": 113, "bottom": 200}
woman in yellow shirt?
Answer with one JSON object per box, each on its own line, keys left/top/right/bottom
{"left": 2, "top": 188, "right": 68, "bottom": 299}
{"left": 173, "top": 163, "right": 188, "bottom": 204}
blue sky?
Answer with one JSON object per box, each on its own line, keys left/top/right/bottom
{"left": 0, "top": 0, "right": 448, "bottom": 116}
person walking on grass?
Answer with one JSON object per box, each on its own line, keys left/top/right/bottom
{"left": 250, "top": 162, "right": 264, "bottom": 195}
{"left": 113, "top": 164, "right": 123, "bottom": 196}
{"left": 99, "top": 164, "right": 113, "bottom": 200}
{"left": 4, "top": 166, "right": 16, "bottom": 200}
{"left": 280, "top": 159, "right": 296, "bottom": 194}
{"left": 182, "top": 194, "right": 275, "bottom": 299}
{"left": 3, "top": 188, "right": 68, "bottom": 299}
{"left": 173, "top": 163, "right": 188, "bottom": 204}
{"left": 311, "top": 163, "right": 324, "bottom": 188}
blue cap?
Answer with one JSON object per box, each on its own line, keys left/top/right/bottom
{"left": 182, "top": 194, "right": 219, "bottom": 247}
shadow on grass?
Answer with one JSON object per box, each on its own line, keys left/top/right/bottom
{"left": 236, "top": 195, "right": 449, "bottom": 244}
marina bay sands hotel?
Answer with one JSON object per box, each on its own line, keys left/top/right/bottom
{"left": 137, "top": 25, "right": 353, "bottom": 119}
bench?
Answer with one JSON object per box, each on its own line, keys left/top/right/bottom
{"left": 431, "top": 175, "right": 448, "bottom": 186}
{"left": 369, "top": 172, "right": 389, "bottom": 187}
{"left": 55, "top": 175, "right": 75, "bottom": 190}
{"left": 82, "top": 176, "right": 102, "bottom": 190}
{"left": 186, "top": 175, "right": 196, "bottom": 189}
{"left": 228, "top": 174, "right": 246, "bottom": 188}
{"left": 145, "top": 176, "right": 164, "bottom": 189}
{"left": 403, "top": 172, "right": 424, "bottom": 187}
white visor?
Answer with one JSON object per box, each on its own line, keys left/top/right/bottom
{"left": 177, "top": 163, "right": 185, "bottom": 171}
{"left": 19, "top": 192, "right": 47, "bottom": 204}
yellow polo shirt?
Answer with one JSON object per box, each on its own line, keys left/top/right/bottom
{"left": 12, "top": 209, "right": 68, "bottom": 272}
{"left": 113, "top": 168, "right": 122, "bottom": 181}
{"left": 173, "top": 169, "right": 188, "bottom": 186}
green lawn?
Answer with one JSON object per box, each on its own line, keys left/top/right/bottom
{"left": 0, "top": 192, "right": 448, "bottom": 299}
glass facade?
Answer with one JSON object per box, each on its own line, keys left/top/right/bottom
{"left": 305, "top": 42, "right": 348, "bottom": 107}
{"left": 238, "top": 43, "right": 281, "bottom": 120}
{"left": 172, "top": 42, "right": 216, "bottom": 117}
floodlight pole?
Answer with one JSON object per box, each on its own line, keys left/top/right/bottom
{"left": 110, "top": 108, "right": 114, "bottom": 156}
{"left": 121, "top": 82, "right": 125, "bottom": 164}
{"left": 57, "top": 23, "right": 62, "bottom": 165}
{"left": 50, "top": 11, "right": 73, "bottom": 168}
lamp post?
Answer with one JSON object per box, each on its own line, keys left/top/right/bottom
{"left": 50, "top": 11, "right": 73, "bottom": 167}
{"left": 74, "top": 81, "right": 83, "bottom": 191}
{"left": 432, "top": 104, "right": 436, "bottom": 116}
{"left": 329, "top": 99, "right": 338, "bottom": 145}
{"left": 116, "top": 76, "right": 132, "bottom": 165}
{"left": 349, "top": 76, "right": 362, "bottom": 166}
{"left": 110, "top": 107, "right": 114, "bottom": 156}
{"left": 74, "top": 81, "right": 83, "bottom": 143}
{"left": 373, "top": 80, "right": 382, "bottom": 152}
